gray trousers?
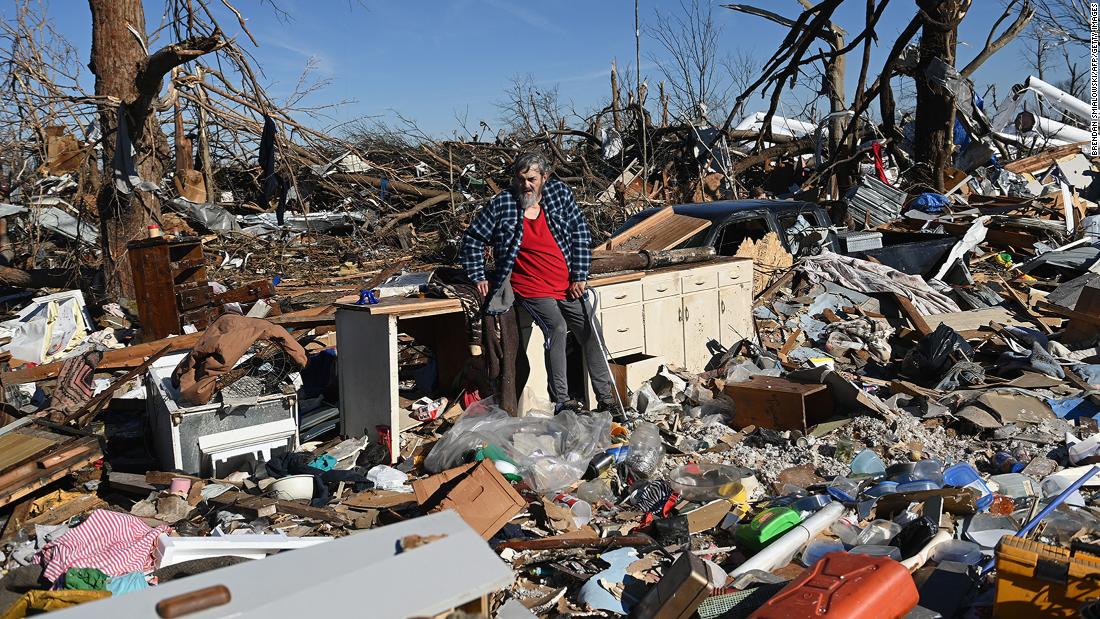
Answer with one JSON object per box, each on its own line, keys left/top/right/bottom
{"left": 516, "top": 296, "right": 615, "bottom": 406}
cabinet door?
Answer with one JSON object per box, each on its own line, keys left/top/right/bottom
{"left": 719, "top": 282, "right": 754, "bottom": 347}
{"left": 683, "top": 290, "right": 720, "bottom": 372}
{"left": 643, "top": 296, "right": 685, "bottom": 369}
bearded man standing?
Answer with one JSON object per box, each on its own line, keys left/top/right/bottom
{"left": 460, "top": 151, "right": 621, "bottom": 417}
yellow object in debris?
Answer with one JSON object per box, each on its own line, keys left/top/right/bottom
{"left": 28, "top": 489, "right": 85, "bottom": 518}
{"left": 0, "top": 589, "right": 110, "bottom": 619}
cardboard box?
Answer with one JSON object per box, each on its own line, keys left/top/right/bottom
{"left": 412, "top": 461, "right": 526, "bottom": 540}
{"left": 723, "top": 376, "right": 834, "bottom": 432}
{"left": 609, "top": 353, "right": 665, "bottom": 404}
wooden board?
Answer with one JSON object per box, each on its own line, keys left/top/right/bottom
{"left": 0, "top": 437, "right": 103, "bottom": 508}
{"left": 589, "top": 271, "right": 646, "bottom": 286}
{"left": 336, "top": 296, "right": 463, "bottom": 318}
{"left": 599, "top": 207, "right": 711, "bottom": 252}
{"left": 342, "top": 490, "right": 419, "bottom": 510}
{"left": 892, "top": 293, "right": 933, "bottom": 337}
{"left": 0, "top": 432, "right": 60, "bottom": 471}
{"left": 600, "top": 206, "right": 675, "bottom": 251}
{"left": 1003, "top": 141, "right": 1088, "bottom": 174}
{"left": 927, "top": 307, "right": 1030, "bottom": 332}
{"left": 633, "top": 215, "right": 711, "bottom": 251}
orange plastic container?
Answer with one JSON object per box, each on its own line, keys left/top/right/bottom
{"left": 748, "top": 552, "right": 918, "bottom": 619}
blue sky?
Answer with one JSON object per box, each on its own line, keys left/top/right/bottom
{"left": 30, "top": 1, "right": 1079, "bottom": 139}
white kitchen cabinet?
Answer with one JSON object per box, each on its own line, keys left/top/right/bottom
{"left": 683, "top": 289, "right": 720, "bottom": 371}
{"left": 519, "top": 257, "right": 754, "bottom": 411}
{"left": 719, "top": 281, "right": 754, "bottom": 347}
{"left": 642, "top": 295, "right": 686, "bottom": 368}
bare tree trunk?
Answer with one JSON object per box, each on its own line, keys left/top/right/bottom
{"left": 914, "top": 0, "right": 964, "bottom": 191}
{"left": 89, "top": 0, "right": 161, "bottom": 300}
{"left": 88, "top": 0, "right": 223, "bottom": 300}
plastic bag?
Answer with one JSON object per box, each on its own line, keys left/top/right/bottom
{"left": 423, "top": 400, "right": 611, "bottom": 494}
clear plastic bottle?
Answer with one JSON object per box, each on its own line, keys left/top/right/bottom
{"left": 576, "top": 478, "right": 615, "bottom": 507}
{"left": 625, "top": 422, "right": 664, "bottom": 478}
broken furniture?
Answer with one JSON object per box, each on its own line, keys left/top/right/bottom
{"left": 412, "top": 460, "right": 527, "bottom": 540}
{"left": 0, "top": 427, "right": 101, "bottom": 509}
{"left": 147, "top": 352, "right": 299, "bottom": 477}
{"left": 336, "top": 296, "right": 469, "bottom": 463}
{"left": 520, "top": 257, "right": 753, "bottom": 410}
{"left": 56, "top": 511, "right": 514, "bottom": 619}
{"left": 128, "top": 237, "right": 219, "bottom": 339}
{"left": 724, "top": 375, "right": 835, "bottom": 432}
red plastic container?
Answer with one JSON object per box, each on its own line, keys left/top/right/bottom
{"left": 748, "top": 551, "right": 918, "bottom": 619}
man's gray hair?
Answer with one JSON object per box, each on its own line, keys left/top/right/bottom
{"left": 511, "top": 151, "right": 553, "bottom": 177}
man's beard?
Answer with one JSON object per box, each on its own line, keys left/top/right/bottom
{"left": 518, "top": 189, "right": 540, "bottom": 208}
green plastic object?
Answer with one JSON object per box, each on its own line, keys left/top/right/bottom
{"left": 735, "top": 506, "right": 802, "bottom": 552}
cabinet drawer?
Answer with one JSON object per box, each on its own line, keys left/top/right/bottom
{"left": 680, "top": 269, "right": 718, "bottom": 293}
{"left": 717, "top": 260, "right": 753, "bottom": 286}
{"left": 600, "top": 305, "right": 644, "bottom": 354}
{"left": 642, "top": 276, "right": 678, "bottom": 300}
{"left": 597, "top": 282, "right": 642, "bottom": 309}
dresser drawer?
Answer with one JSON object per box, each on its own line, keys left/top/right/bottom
{"left": 642, "top": 276, "right": 678, "bottom": 300}
{"left": 716, "top": 260, "right": 753, "bottom": 286}
{"left": 597, "top": 281, "right": 642, "bottom": 309}
{"left": 680, "top": 269, "right": 718, "bottom": 293}
{"left": 600, "top": 305, "right": 644, "bottom": 354}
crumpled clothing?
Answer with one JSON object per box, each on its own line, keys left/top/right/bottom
{"left": 170, "top": 314, "right": 308, "bottom": 405}
{"left": 998, "top": 341, "right": 1066, "bottom": 379}
{"left": 1073, "top": 364, "right": 1100, "bottom": 386}
{"left": 822, "top": 317, "right": 893, "bottom": 362}
{"left": 935, "top": 361, "right": 986, "bottom": 391}
{"left": 0, "top": 589, "right": 110, "bottom": 619}
{"left": 63, "top": 567, "right": 108, "bottom": 590}
{"left": 801, "top": 250, "right": 961, "bottom": 315}
{"left": 34, "top": 509, "right": 170, "bottom": 583}
{"left": 629, "top": 480, "right": 674, "bottom": 513}
{"left": 105, "top": 572, "right": 149, "bottom": 596}
{"left": 39, "top": 350, "right": 102, "bottom": 423}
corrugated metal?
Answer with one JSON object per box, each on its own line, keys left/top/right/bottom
{"left": 845, "top": 175, "right": 906, "bottom": 229}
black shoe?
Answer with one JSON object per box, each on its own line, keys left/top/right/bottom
{"left": 554, "top": 400, "right": 585, "bottom": 414}
{"left": 596, "top": 400, "right": 628, "bottom": 423}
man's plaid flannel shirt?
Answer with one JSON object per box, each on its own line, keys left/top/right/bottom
{"left": 460, "top": 177, "right": 592, "bottom": 299}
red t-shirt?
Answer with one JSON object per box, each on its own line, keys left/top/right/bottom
{"left": 510, "top": 208, "right": 569, "bottom": 300}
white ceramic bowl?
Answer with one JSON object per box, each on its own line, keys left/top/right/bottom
{"left": 270, "top": 474, "right": 315, "bottom": 501}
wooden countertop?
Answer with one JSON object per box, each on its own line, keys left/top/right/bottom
{"left": 336, "top": 256, "right": 749, "bottom": 318}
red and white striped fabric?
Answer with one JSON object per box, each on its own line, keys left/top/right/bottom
{"left": 35, "top": 509, "right": 171, "bottom": 582}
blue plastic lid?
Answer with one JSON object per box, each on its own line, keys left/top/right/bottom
{"left": 943, "top": 463, "right": 980, "bottom": 487}
{"left": 896, "top": 480, "right": 942, "bottom": 493}
{"left": 864, "top": 481, "right": 898, "bottom": 498}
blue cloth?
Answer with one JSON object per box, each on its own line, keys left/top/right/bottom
{"left": 1074, "top": 364, "right": 1100, "bottom": 386}
{"left": 308, "top": 454, "right": 337, "bottom": 471}
{"left": 459, "top": 177, "right": 592, "bottom": 302}
{"left": 912, "top": 193, "right": 950, "bottom": 213}
{"left": 106, "top": 572, "right": 148, "bottom": 595}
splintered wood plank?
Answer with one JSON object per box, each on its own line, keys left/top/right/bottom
{"left": 0, "top": 432, "right": 61, "bottom": 472}
{"left": 634, "top": 214, "right": 711, "bottom": 251}
{"left": 600, "top": 206, "right": 676, "bottom": 251}
{"left": 927, "top": 307, "right": 1029, "bottom": 332}
{"left": 892, "top": 293, "right": 933, "bottom": 337}
{"left": 1002, "top": 141, "right": 1088, "bottom": 174}
{"left": 0, "top": 437, "right": 102, "bottom": 508}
